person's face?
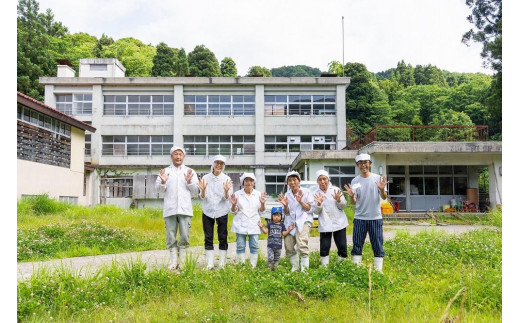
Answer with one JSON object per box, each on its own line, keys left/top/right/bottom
{"left": 287, "top": 176, "right": 300, "bottom": 192}
{"left": 356, "top": 160, "right": 371, "bottom": 174}
{"left": 317, "top": 175, "right": 329, "bottom": 191}
{"left": 212, "top": 160, "right": 225, "bottom": 175}
{"left": 272, "top": 213, "right": 282, "bottom": 223}
{"left": 171, "top": 150, "right": 185, "bottom": 167}
{"left": 243, "top": 178, "right": 255, "bottom": 191}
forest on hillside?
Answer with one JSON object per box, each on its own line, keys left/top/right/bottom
{"left": 17, "top": 0, "right": 502, "bottom": 139}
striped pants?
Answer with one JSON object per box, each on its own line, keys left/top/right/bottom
{"left": 351, "top": 219, "right": 385, "bottom": 258}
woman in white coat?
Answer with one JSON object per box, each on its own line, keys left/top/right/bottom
{"left": 230, "top": 173, "right": 267, "bottom": 268}
{"left": 312, "top": 169, "right": 349, "bottom": 266}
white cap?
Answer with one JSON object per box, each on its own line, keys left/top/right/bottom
{"left": 285, "top": 170, "right": 301, "bottom": 183}
{"left": 170, "top": 146, "right": 186, "bottom": 155}
{"left": 355, "top": 153, "right": 371, "bottom": 163}
{"left": 240, "top": 172, "right": 256, "bottom": 184}
{"left": 315, "top": 170, "right": 329, "bottom": 180}
{"left": 211, "top": 155, "right": 226, "bottom": 164}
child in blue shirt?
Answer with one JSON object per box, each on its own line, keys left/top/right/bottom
{"left": 258, "top": 206, "right": 294, "bottom": 271}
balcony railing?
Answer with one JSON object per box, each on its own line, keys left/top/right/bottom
{"left": 347, "top": 125, "right": 489, "bottom": 150}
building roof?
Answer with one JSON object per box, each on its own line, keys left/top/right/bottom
{"left": 17, "top": 91, "right": 96, "bottom": 132}
{"left": 39, "top": 76, "right": 351, "bottom": 86}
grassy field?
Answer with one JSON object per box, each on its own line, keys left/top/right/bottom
{"left": 17, "top": 195, "right": 498, "bottom": 262}
{"left": 17, "top": 224, "right": 502, "bottom": 322}
{"left": 17, "top": 195, "right": 356, "bottom": 262}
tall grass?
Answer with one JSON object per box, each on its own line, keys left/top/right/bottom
{"left": 17, "top": 228, "right": 501, "bottom": 322}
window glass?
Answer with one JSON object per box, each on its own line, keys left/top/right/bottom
{"left": 424, "top": 177, "right": 438, "bottom": 195}
{"left": 410, "top": 177, "right": 423, "bottom": 195}
{"left": 388, "top": 177, "right": 405, "bottom": 195}
{"left": 439, "top": 177, "right": 453, "bottom": 195}
{"left": 424, "top": 166, "right": 438, "bottom": 175}
{"left": 409, "top": 166, "right": 423, "bottom": 175}
{"left": 388, "top": 166, "right": 405, "bottom": 174}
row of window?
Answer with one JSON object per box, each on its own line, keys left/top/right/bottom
{"left": 388, "top": 166, "right": 468, "bottom": 196}
{"left": 17, "top": 105, "right": 71, "bottom": 137}
{"left": 102, "top": 136, "right": 174, "bottom": 156}
{"left": 184, "top": 95, "right": 255, "bottom": 116}
{"left": 103, "top": 95, "right": 174, "bottom": 116}
{"left": 98, "top": 135, "right": 335, "bottom": 156}
{"left": 264, "top": 95, "right": 336, "bottom": 116}
{"left": 265, "top": 135, "right": 336, "bottom": 152}
{"left": 55, "top": 93, "right": 336, "bottom": 117}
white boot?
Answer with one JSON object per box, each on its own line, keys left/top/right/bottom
{"left": 168, "top": 248, "right": 178, "bottom": 270}
{"left": 300, "top": 256, "right": 309, "bottom": 272}
{"left": 205, "top": 250, "right": 215, "bottom": 270}
{"left": 250, "top": 253, "right": 258, "bottom": 268}
{"left": 338, "top": 256, "right": 347, "bottom": 262}
{"left": 289, "top": 254, "right": 299, "bottom": 272}
{"left": 178, "top": 247, "right": 187, "bottom": 268}
{"left": 218, "top": 250, "right": 227, "bottom": 268}
{"left": 352, "top": 255, "right": 362, "bottom": 266}
{"left": 320, "top": 256, "right": 329, "bottom": 267}
{"left": 374, "top": 257, "right": 384, "bottom": 273}
{"left": 237, "top": 253, "right": 246, "bottom": 264}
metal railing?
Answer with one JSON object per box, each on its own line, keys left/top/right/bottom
{"left": 347, "top": 125, "right": 489, "bottom": 150}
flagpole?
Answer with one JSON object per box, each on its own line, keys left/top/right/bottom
{"left": 342, "top": 16, "right": 345, "bottom": 77}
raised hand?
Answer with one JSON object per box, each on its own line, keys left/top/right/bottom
{"left": 294, "top": 190, "right": 303, "bottom": 203}
{"left": 278, "top": 193, "right": 288, "bottom": 207}
{"left": 230, "top": 193, "right": 238, "bottom": 206}
{"left": 314, "top": 193, "right": 324, "bottom": 206}
{"left": 259, "top": 192, "right": 268, "bottom": 204}
{"left": 344, "top": 184, "right": 354, "bottom": 198}
{"left": 159, "top": 169, "right": 169, "bottom": 184}
{"left": 332, "top": 189, "right": 343, "bottom": 202}
{"left": 223, "top": 179, "right": 233, "bottom": 194}
{"left": 377, "top": 175, "right": 387, "bottom": 190}
{"left": 185, "top": 169, "right": 193, "bottom": 184}
{"left": 198, "top": 178, "right": 208, "bottom": 191}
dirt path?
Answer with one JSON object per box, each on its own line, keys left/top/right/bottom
{"left": 17, "top": 224, "right": 492, "bottom": 280}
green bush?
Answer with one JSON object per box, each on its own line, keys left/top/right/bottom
{"left": 18, "top": 194, "right": 70, "bottom": 215}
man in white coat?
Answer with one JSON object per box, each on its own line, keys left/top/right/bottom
{"left": 155, "top": 146, "right": 199, "bottom": 270}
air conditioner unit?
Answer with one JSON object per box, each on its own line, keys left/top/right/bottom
{"left": 312, "top": 136, "right": 325, "bottom": 143}
{"left": 288, "top": 136, "right": 301, "bottom": 143}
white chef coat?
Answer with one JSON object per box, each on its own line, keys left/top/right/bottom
{"left": 312, "top": 186, "right": 348, "bottom": 233}
{"left": 230, "top": 189, "right": 262, "bottom": 235}
{"left": 200, "top": 172, "right": 231, "bottom": 218}
{"left": 283, "top": 187, "right": 314, "bottom": 236}
{"left": 155, "top": 164, "right": 198, "bottom": 217}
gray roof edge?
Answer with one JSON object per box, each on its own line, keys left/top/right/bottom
{"left": 39, "top": 76, "right": 350, "bottom": 86}
{"left": 358, "top": 141, "right": 502, "bottom": 154}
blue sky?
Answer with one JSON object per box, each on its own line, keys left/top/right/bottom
{"left": 34, "top": 0, "right": 492, "bottom": 76}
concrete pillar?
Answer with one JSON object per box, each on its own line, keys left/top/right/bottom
{"left": 174, "top": 85, "right": 184, "bottom": 147}
{"left": 255, "top": 85, "right": 265, "bottom": 191}
{"left": 489, "top": 160, "right": 502, "bottom": 208}
{"left": 336, "top": 84, "right": 347, "bottom": 150}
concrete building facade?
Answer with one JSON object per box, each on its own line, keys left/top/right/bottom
{"left": 40, "top": 59, "right": 349, "bottom": 208}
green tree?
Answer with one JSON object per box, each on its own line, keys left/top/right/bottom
{"left": 94, "top": 33, "right": 114, "bottom": 57}
{"left": 246, "top": 66, "right": 272, "bottom": 77}
{"left": 220, "top": 57, "right": 237, "bottom": 77}
{"left": 378, "top": 79, "right": 403, "bottom": 104}
{"left": 99, "top": 37, "right": 156, "bottom": 76}
{"left": 394, "top": 60, "right": 415, "bottom": 87}
{"left": 187, "top": 45, "right": 221, "bottom": 77}
{"left": 344, "top": 62, "right": 392, "bottom": 134}
{"left": 174, "top": 48, "right": 190, "bottom": 76}
{"left": 271, "top": 65, "right": 322, "bottom": 77}
{"left": 462, "top": 0, "right": 501, "bottom": 137}
{"left": 151, "top": 42, "right": 177, "bottom": 77}
{"left": 17, "top": 0, "right": 58, "bottom": 99}
{"left": 49, "top": 32, "right": 98, "bottom": 70}
{"left": 396, "top": 85, "right": 450, "bottom": 125}
{"left": 414, "top": 64, "right": 447, "bottom": 87}
{"left": 327, "top": 61, "right": 344, "bottom": 76}
{"left": 40, "top": 8, "right": 68, "bottom": 37}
